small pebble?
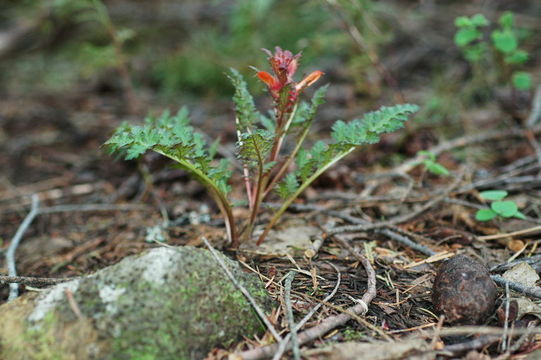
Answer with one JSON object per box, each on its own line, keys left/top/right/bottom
{"left": 432, "top": 255, "right": 498, "bottom": 324}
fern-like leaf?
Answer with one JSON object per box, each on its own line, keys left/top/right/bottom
{"left": 331, "top": 104, "right": 419, "bottom": 146}
{"left": 228, "top": 68, "right": 260, "bottom": 130}
{"left": 291, "top": 85, "right": 328, "bottom": 129}
{"left": 237, "top": 130, "right": 274, "bottom": 169}
{"left": 277, "top": 173, "right": 299, "bottom": 199}
{"left": 105, "top": 107, "right": 232, "bottom": 194}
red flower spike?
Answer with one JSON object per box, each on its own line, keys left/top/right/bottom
{"left": 256, "top": 47, "right": 323, "bottom": 116}
{"left": 256, "top": 71, "right": 281, "bottom": 96}
{"left": 296, "top": 70, "right": 324, "bottom": 93}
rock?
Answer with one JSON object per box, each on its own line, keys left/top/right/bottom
{"left": 432, "top": 255, "right": 498, "bottom": 325}
{"left": 0, "top": 246, "right": 271, "bottom": 359}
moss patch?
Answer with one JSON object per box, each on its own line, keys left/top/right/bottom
{"left": 0, "top": 246, "right": 271, "bottom": 360}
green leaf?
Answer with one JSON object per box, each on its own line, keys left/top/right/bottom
{"left": 426, "top": 162, "right": 449, "bottom": 176}
{"left": 331, "top": 104, "right": 419, "bottom": 146}
{"left": 491, "top": 201, "right": 518, "bottom": 218}
{"left": 237, "top": 130, "right": 274, "bottom": 169}
{"left": 417, "top": 150, "right": 435, "bottom": 161}
{"left": 476, "top": 208, "right": 497, "bottom": 221}
{"left": 479, "top": 190, "right": 508, "bottom": 201}
{"left": 512, "top": 71, "right": 532, "bottom": 90}
{"left": 471, "top": 14, "right": 489, "bottom": 27}
{"left": 504, "top": 50, "right": 529, "bottom": 65}
{"left": 454, "top": 16, "right": 471, "bottom": 28}
{"left": 491, "top": 30, "right": 518, "bottom": 53}
{"left": 455, "top": 28, "right": 481, "bottom": 47}
{"left": 498, "top": 11, "right": 514, "bottom": 29}
{"left": 260, "top": 113, "right": 276, "bottom": 132}
{"left": 291, "top": 85, "right": 328, "bottom": 129}
{"left": 295, "top": 148, "right": 311, "bottom": 181}
{"left": 463, "top": 43, "right": 487, "bottom": 62}
{"left": 228, "top": 68, "right": 260, "bottom": 129}
{"left": 106, "top": 108, "right": 232, "bottom": 196}
{"left": 514, "top": 211, "right": 527, "bottom": 220}
{"left": 277, "top": 173, "right": 299, "bottom": 199}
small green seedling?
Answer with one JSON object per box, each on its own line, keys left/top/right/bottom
{"left": 454, "top": 13, "right": 490, "bottom": 62}
{"left": 475, "top": 190, "right": 526, "bottom": 221}
{"left": 454, "top": 12, "right": 532, "bottom": 91}
{"left": 417, "top": 150, "right": 449, "bottom": 176}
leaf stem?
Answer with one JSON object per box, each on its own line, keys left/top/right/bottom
{"left": 154, "top": 149, "right": 238, "bottom": 247}
{"left": 263, "top": 111, "right": 311, "bottom": 198}
{"left": 256, "top": 147, "right": 355, "bottom": 245}
{"left": 235, "top": 117, "right": 254, "bottom": 210}
{"left": 245, "top": 136, "right": 266, "bottom": 239}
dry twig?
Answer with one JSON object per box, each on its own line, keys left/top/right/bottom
{"left": 327, "top": 172, "right": 463, "bottom": 235}
{"left": 272, "top": 263, "right": 341, "bottom": 360}
{"left": 5, "top": 194, "right": 40, "bottom": 301}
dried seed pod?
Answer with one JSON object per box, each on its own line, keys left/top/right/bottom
{"left": 432, "top": 255, "right": 498, "bottom": 324}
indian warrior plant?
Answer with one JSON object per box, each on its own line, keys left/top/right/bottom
{"left": 106, "top": 47, "right": 419, "bottom": 248}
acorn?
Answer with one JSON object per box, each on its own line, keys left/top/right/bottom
{"left": 432, "top": 255, "right": 498, "bottom": 325}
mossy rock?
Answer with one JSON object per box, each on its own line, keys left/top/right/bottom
{"left": 0, "top": 246, "right": 272, "bottom": 360}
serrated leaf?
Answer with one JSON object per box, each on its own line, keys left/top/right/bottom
{"left": 277, "top": 173, "right": 299, "bottom": 199}
{"left": 295, "top": 148, "right": 311, "bottom": 181}
{"left": 291, "top": 85, "right": 328, "bottom": 128}
{"left": 492, "top": 201, "right": 519, "bottom": 218}
{"left": 228, "top": 68, "right": 260, "bottom": 129}
{"left": 106, "top": 108, "right": 231, "bottom": 196}
{"left": 331, "top": 104, "right": 419, "bottom": 146}
{"left": 479, "top": 190, "right": 508, "bottom": 201}
{"left": 263, "top": 161, "right": 277, "bottom": 173}
{"left": 476, "top": 208, "right": 497, "bottom": 221}
{"left": 237, "top": 130, "right": 274, "bottom": 168}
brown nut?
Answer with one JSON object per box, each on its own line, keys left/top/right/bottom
{"left": 432, "top": 255, "right": 498, "bottom": 325}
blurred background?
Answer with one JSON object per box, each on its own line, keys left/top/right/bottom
{"left": 0, "top": 0, "right": 540, "bottom": 262}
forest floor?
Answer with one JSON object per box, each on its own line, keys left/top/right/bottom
{"left": 1, "top": 1, "right": 541, "bottom": 359}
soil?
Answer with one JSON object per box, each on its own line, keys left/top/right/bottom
{"left": 1, "top": 1, "right": 541, "bottom": 359}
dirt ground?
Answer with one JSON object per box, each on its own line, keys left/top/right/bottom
{"left": 2, "top": 1, "right": 541, "bottom": 359}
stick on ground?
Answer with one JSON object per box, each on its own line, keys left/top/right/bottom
{"left": 5, "top": 194, "right": 40, "bottom": 301}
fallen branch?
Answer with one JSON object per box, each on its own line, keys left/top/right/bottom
{"left": 391, "top": 123, "right": 541, "bottom": 175}
{"left": 327, "top": 171, "right": 463, "bottom": 235}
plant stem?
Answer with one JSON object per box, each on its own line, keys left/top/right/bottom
{"left": 154, "top": 149, "right": 238, "bottom": 247}
{"left": 272, "top": 104, "right": 297, "bottom": 163}
{"left": 256, "top": 147, "right": 355, "bottom": 245}
{"left": 263, "top": 111, "right": 311, "bottom": 198}
{"left": 235, "top": 118, "right": 254, "bottom": 210}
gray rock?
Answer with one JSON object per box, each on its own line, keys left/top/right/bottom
{"left": 0, "top": 246, "right": 271, "bottom": 360}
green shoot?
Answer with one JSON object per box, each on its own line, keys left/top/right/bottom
{"left": 475, "top": 190, "right": 526, "bottom": 222}
{"left": 416, "top": 150, "right": 449, "bottom": 176}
